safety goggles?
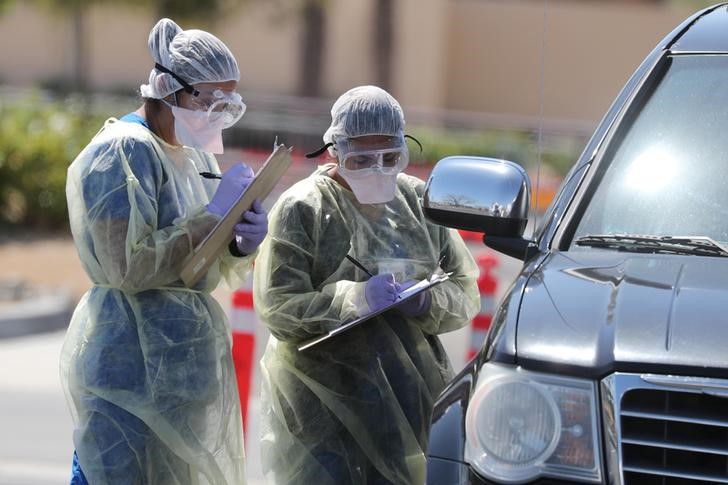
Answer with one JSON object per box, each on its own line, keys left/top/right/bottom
{"left": 334, "top": 135, "right": 409, "bottom": 178}
{"left": 154, "top": 63, "right": 246, "bottom": 128}
{"left": 186, "top": 88, "right": 246, "bottom": 129}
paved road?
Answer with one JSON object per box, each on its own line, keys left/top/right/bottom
{"left": 0, "top": 329, "right": 271, "bottom": 485}
{"left": 0, "top": 330, "right": 76, "bottom": 485}
{"left": 0, "top": 247, "right": 522, "bottom": 485}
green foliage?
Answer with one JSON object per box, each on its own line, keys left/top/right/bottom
{"left": 407, "top": 126, "right": 583, "bottom": 176}
{"left": 0, "top": 0, "right": 14, "bottom": 14}
{"left": 0, "top": 94, "right": 104, "bottom": 231}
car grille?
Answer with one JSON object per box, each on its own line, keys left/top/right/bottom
{"left": 602, "top": 374, "right": 728, "bottom": 485}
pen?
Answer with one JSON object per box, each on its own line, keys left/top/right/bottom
{"left": 345, "top": 254, "right": 374, "bottom": 278}
{"left": 199, "top": 171, "right": 222, "bottom": 179}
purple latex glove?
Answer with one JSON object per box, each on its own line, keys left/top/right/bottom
{"left": 207, "top": 163, "right": 254, "bottom": 217}
{"left": 397, "top": 279, "right": 432, "bottom": 317}
{"left": 233, "top": 199, "right": 268, "bottom": 255}
{"left": 365, "top": 273, "right": 400, "bottom": 312}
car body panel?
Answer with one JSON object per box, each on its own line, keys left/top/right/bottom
{"left": 427, "top": 365, "right": 475, "bottom": 461}
{"left": 517, "top": 252, "right": 728, "bottom": 378}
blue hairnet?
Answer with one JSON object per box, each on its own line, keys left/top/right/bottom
{"left": 140, "top": 18, "right": 240, "bottom": 99}
{"left": 323, "top": 85, "right": 405, "bottom": 145}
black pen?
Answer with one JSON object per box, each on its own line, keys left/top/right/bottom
{"left": 199, "top": 171, "right": 222, "bottom": 179}
{"left": 346, "top": 254, "right": 374, "bottom": 278}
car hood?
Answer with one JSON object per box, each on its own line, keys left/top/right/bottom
{"left": 516, "top": 251, "right": 728, "bottom": 375}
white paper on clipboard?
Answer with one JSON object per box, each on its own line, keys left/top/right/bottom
{"left": 297, "top": 272, "right": 451, "bottom": 351}
{"left": 180, "top": 142, "right": 292, "bottom": 287}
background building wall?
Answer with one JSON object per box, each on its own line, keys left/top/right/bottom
{"left": 0, "top": 1, "right": 707, "bottom": 129}
{"left": 393, "top": 0, "right": 449, "bottom": 111}
{"left": 215, "top": 2, "right": 301, "bottom": 96}
{"left": 0, "top": 3, "right": 74, "bottom": 86}
{"left": 85, "top": 6, "right": 151, "bottom": 93}
{"left": 444, "top": 1, "right": 691, "bottom": 129}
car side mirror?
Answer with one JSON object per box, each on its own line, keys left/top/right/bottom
{"left": 422, "top": 156, "right": 537, "bottom": 260}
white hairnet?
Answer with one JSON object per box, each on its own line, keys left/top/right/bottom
{"left": 140, "top": 18, "right": 240, "bottom": 100}
{"left": 323, "top": 85, "right": 405, "bottom": 145}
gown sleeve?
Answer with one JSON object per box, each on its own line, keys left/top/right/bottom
{"left": 67, "top": 131, "right": 220, "bottom": 293}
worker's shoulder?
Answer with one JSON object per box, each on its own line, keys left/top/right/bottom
{"left": 68, "top": 119, "right": 161, "bottom": 178}
{"left": 83, "top": 118, "right": 158, "bottom": 153}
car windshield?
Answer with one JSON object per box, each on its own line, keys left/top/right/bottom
{"left": 571, "top": 55, "right": 728, "bottom": 250}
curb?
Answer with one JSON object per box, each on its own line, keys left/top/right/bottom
{"left": 0, "top": 281, "right": 74, "bottom": 339}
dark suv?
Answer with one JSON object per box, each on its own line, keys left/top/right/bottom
{"left": 422, "top": 4, "right": 728, "bottom": 484}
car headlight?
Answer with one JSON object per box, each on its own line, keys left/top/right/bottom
{"left": 464, "top": 363, "right": 602, "bottom": 483}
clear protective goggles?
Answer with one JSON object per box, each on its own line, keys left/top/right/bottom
{"left": 334, "top": 134, "right": 409, "bottom": 178}
{"left": 154, "top": 63, "right": 246, "bottom": 129}
{"left": 186, "top": 88, "right": 246, "bottom": 129}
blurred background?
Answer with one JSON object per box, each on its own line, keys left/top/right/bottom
{"left": 0, "top": 0, "right": 719, "bottom": 483}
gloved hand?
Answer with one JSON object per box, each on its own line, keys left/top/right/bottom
{"left": 365, "top": 273, "right": 400, "bottom": 312}
{"left": 397, "top": 279, "right": 432, "bottom": 317}
{"left": 207, "top": 163, "right": 254, "bottom": 217}
{"left": 233, "top": 199, "right": 268, "bottom": 255}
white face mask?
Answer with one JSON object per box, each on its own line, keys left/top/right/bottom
{"left": 170, "top": 105, "right": 226, "bottom": 154}
{"left": 339, "top": 170, "right": 398, "bottom": 204}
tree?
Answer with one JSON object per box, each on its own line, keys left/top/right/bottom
{"left": 295, "top": 0, "right": 395, "bottom": 97}
{"left": 0, "top": 0, "right": 14, "bottom": 14}
{"left": 298, "top": 0, "right": 327, "bottom": 97}
{"left": 373, "top": 0, "right": 393, "bottom": 90}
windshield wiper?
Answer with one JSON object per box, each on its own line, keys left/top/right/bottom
{"left": 574, "top": 234, "right": 728, "bottom": 257}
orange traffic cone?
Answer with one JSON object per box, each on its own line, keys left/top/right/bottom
{"left": 467, "top": 252, "right": 498, "bottom": 361}
{"left": 230, "top": 275, "right": 258, "bottom": 435}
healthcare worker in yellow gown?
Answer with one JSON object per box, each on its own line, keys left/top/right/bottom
{"left": 61, "top": 18, "right": 267, "bottom": 485}
{"left": 253, "top": 85, "right": 480, "bottom": 485}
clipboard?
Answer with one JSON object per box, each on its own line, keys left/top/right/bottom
{"left": 297, "top": 272, "right": 451, "bottom": 351}
{"left": 181, "top": 142, "right": 293, "bottom": 287}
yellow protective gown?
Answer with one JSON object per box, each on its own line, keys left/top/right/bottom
{"left": 253, "top": 164, "right": 480, "bottom": 485}
{"left": 60, "top": 118, "right": 250, "bottom": 485}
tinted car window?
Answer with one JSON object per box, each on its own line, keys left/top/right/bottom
{"left": 572, "top": 55, "right": 728, "bottom": 246}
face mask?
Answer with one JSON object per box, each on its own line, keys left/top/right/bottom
{"left": 339, "top": 169, "right": 398, "bottom": 204}
{"left": 170, "top": 105, "right": 226, "bottom": 154}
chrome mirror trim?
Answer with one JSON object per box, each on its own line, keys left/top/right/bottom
{"left": 422, "top": 156, "right": 531, "bottom": 236}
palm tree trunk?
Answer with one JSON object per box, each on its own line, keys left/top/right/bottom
{"left": 374, "top": 0, "right": 393, "bottom": 90}
{"left": 298, "top": 0, "right": 326, "bottom": 97}
{"left": 71, "top": 3, "right": 87, "bottom": 92}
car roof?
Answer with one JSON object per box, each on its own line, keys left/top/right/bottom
{"left": 671, "top": 3, "right": 728, "bottom": 53}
